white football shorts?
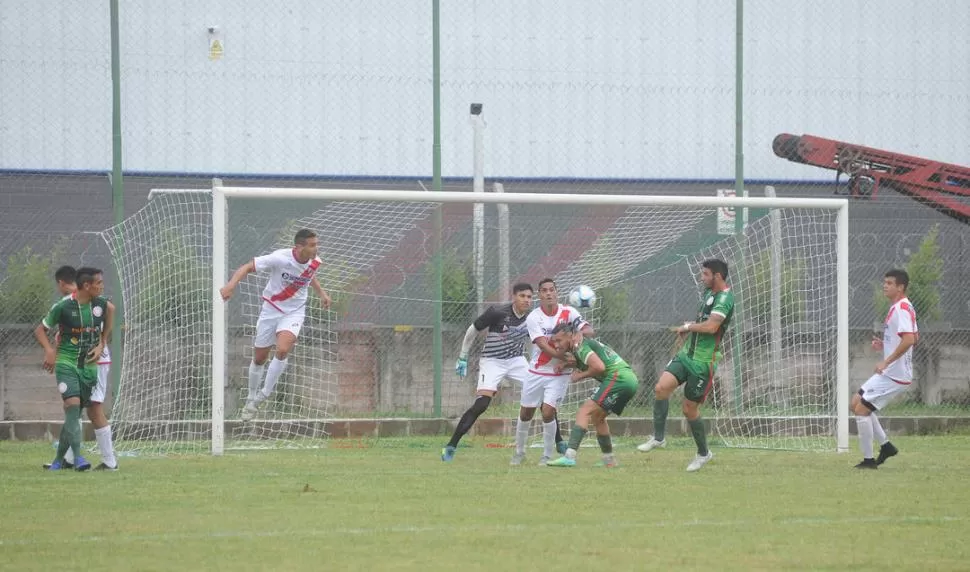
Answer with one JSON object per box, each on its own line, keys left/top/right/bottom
{"left": 91, "top": 363, "right": 110, "bottom": 404}
{"left": 254, "top": 310, "right": 306, "bottom": 348}
{"left": 520, "top": 372, "right": 569, "bottom": 409}
{"left": 858, "top": 373, "right": 911, "bottom": 411}
{"left": 476, "top": 356, "right": 529, "bottom": 393}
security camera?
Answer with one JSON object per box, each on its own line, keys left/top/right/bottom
{"left": 469, "top": 103, "right": 483, "bottom": 116}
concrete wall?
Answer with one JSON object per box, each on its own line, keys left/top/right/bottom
{"left": 4, "top": 325, "right": 969, "bottom": 422}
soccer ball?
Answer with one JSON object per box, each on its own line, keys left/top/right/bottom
{"left": 568, "top": 285, "right": 597, "bottom": 308}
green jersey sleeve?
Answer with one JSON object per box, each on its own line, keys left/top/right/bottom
{"left": 42, "top": 299, "right": 64, "bottom": 330}
{"left": 711, "top": 290, "right": 735, "bottom": 321}
{"left": 573, "top": 341, "right": 593, "bottom": 371}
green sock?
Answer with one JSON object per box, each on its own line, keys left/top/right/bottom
{"left": 596, "top": 434, "right": 613, "bottom": 454}
{"left": 568, "top": 426, "right": 586, "bottom": 451}
{"left": 688, "top": 417, "right": 708, "bottom": 456}
{"left": 653, "top": 399, "right": 669, "bottom": 441}
{"left": 63, "top": 406, "right": 83, "bottom": 461}
{"left": 55, "top": 433, "right": 70, "bottom": 462}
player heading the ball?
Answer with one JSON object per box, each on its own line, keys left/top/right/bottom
{"left": 546, "top": 322, "right": 639, "bottom": 468}
{"left": 220, "top": 229, "right": 332, "bottom": 421}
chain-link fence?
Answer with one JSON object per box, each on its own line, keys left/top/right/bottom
{"left": 2, "top": 2, "right": 968, "bottom": 442}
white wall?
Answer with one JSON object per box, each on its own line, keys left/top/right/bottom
{"left": 1, "top": 0, "right": 967, "bottom": 179}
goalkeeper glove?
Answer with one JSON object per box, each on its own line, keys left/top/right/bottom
{"left": 455, "top": 355, "right": 468, "bottom": 378}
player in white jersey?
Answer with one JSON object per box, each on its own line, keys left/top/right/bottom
{"left": 220, "top": 229, "right": 332, "bottom": 421}
{"left": 852, "top": 269, "right": 918, "bottom": 469}
{"left": 512, "top": 278, "right": 594, "bottom": 466}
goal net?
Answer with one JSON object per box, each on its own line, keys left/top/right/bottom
{"left": 101, "top": 186, "right": 848, "bottom": 454}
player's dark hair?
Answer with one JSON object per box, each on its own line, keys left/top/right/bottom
{"left": 294, "top": 228, "right": 317, "bottom": 245}
{"left": 551, "top": 322, "right": 577, "bottom": 335}
{"left": 75, "top": 267, "right": 102, "bottom": 288}
{"left": 537, "top": 277, "right": 556, "bottom": 290}
{"left": 512, "top": 282, "right": 533, "bottom": 294}
{"left": 54, "top": 265, "right": 77, "bottom": 284}
{"left": 702, "top": 259, "right": 729, "bottom": 281}
{"left": 885, "top": 268, "right": 909, "bottom": 290}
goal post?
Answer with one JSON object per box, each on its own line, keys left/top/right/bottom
{"left": 104, "top": 184, "right": 849, "bottom": 455}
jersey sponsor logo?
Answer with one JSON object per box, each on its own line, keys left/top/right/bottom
{"left": 92, "top": 306, "right": 103, "bottom": 317}
{"left": 281, "top": 272, "right": 313, "bottom": 286}
{"left": 270, "top": 259, "right": 320, "bottom": 304}
{"left": 68, "top": 326, "right": 99, "bottom": 335}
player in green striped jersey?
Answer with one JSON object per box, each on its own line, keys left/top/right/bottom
{"left": 34, "top": 267, "right": 114, "bottom": 471}
{"left": 546, "top": 323, "right": 639, "bottom": 468}
{"left": 637, "top": 259, "right": 734, "bottom": 472}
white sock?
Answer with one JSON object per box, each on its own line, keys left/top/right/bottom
{"left": 515, "top": 418, "right": 530, "bottom": 455}
{"left": 542, "top": 420, "right": 557, "bottom": 458}
{"left": 856, "top": 416, "right": 874, "bottom": 459}
{"left": 565, "top": 447, "right": 577, "bottom": 460}
{"left": 257, "top": 357, "right": 288, "bottom": 404}
{"left": 95, "top": 425, "right": 117, "bottom": 468}
{"left": 871, "top": 413, "right": 888, "bottom": 445}
{"left": 248, "top": 360, "right": 267, "bottom": 402}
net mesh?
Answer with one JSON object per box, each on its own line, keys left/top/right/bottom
{"left": 100, "top": 189, "right": 845, "bottom": 452}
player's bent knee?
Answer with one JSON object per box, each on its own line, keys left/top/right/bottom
{"left": 87, "top": 403, "right": 108, "bottom": 428}
{"left": 654, "top": 377, "right": 677, "bottom": 399}
{"left": 682, "top": 401, "right": 700, "bottom": 418}
{"left": 540, "top": 404, "right": 557, "bottom": 423}
{"left": 252, "top": 348, "right": 271, "bottom": 365}
{"left": 850, "top": 394, "right": 871, "bottom": 416}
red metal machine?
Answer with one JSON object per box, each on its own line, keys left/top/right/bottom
{"left": 773, "top": 133, "right": 970, "bottom": 223}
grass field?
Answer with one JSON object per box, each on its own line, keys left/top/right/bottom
{"left": 3, "top": 435, "right": 970, "bottom": 571}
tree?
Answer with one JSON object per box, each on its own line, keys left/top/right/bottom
{"left": 0, "top": 241, "right": 68, "bottom": 324}
{"left": 745, "top": 249, "right": 806, "bottom": 326}
{"left": 591, "top": 284, "right": 630, "bottom": 325}
{"left": 132, "top": 229, "right": 209, "bottom": 330}
{"left": 427, "top": 249, "right": 474, "bottom": 324}
{"left": 873, "top": 224, "right": 943, "bottom": 323}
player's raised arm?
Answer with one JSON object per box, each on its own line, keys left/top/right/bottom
{"left": 220, "top": 259, "right": 256, "bottom": 301}
{"left": 310, "top": 277, "right": 332, "bottom": 309}
{"left": 676, "top": 313, "right": 725, "bottom": 335}
{"left": 533, "top": 335, "right": 569, "bottom": 362}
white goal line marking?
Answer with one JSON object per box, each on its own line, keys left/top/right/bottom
{"left": 0, "top": 515, "right": 963, "bottom": 547}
